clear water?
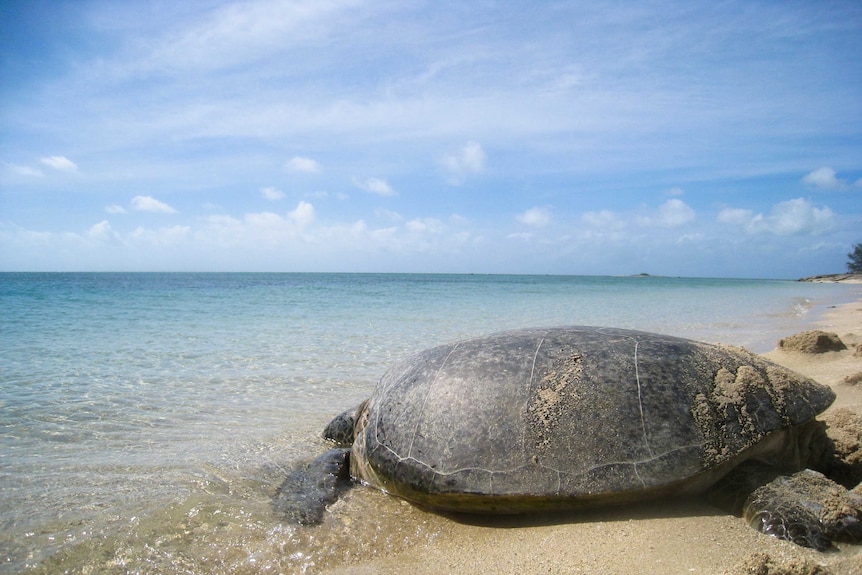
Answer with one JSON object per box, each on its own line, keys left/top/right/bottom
{"left": 1, "top": 273, "right": 859, "bottom": 574}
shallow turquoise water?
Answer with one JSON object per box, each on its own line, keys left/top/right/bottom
{"left": 1, "top": 273, "right": 859, "bottom": 573}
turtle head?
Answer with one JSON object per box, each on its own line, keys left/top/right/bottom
{"left": 323, "top": 400, "right": 368, "bottom": 447}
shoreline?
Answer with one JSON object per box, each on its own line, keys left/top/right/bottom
{"left": 321, "top": 297, "right": 862, "bottom": 575}
{"left": 798, "top": 273, "right": 862, "bottom": 284}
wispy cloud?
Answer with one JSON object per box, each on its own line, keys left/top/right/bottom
{"left": 353, "top": 177, "right": 396, "bottom": 197}
{"left": 2, "top": 162, "right": 43, "bottom": 177}
{"left": 129, "top": 225, "right": 191, "bottom": 246}
{"left": 582, "top": 210, "right": 625, "bottom": 231}
{"left": 716, "top": 208, "right": 753, "bottom": 227}
{"left": 131, "top": 195, "right": 178, "bottom": 214}
{"left": 40, "top": 156, "right": 78, "bottom": 172}
{"left": 144, "top": 0, "right": 363, "bottom": 72}
{"left": 260, "top": 186, "right": 284, "bottom": 200}
{"left": 406, "top": 218, "right": 444, "bottom": 234}
{"left": 516, "top": 207, "right": 552, "bottom": 227}
{"left": 442, "top": 141, "right": 486, "bottom": 184}
{"left": 375, "top": 208, "right": 404, "bottom": 223}
{"left": 285, "top": 156, "right": 321, "bottom": 174}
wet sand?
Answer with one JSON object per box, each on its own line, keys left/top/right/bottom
{"left": 321, "top": 297, "right": 862, "bottom": 575}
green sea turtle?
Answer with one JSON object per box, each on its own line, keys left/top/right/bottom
{"left": 275, "top": 327, "right": 862, "bottom": 548}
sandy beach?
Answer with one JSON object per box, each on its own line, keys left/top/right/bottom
{"left": 319, "top": 296, "right": 862, "bottom": 575}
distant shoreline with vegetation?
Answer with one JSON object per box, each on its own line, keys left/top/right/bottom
{"left": 798, "top": 273, "right": 862, "bottom": 283}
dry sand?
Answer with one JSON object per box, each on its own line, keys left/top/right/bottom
{"left": 320, "top": 297, "right": 862, "bottom": 575}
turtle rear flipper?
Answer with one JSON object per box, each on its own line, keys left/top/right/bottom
{"left": 273, "top": 448, "right": 352, "bottom": 525}
{"left": 743, "top": 469, "right": 862, "bottom": 550}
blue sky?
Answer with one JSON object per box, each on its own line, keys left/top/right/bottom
{"left": 1, "top": 0, "right": 860, "bottom": 277}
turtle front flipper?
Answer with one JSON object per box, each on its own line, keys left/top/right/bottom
{"left": 709, "top": 463, "right": 862, "bottom": 549}
{"left": 743, "top": 469, "right": 862, "bottom": 550}
{"left": 273, "top": 448, "right": 352, "bottom": 525}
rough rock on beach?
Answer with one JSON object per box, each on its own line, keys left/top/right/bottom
{"left": 778, "top": 331, "right": 847, "bottom": 354}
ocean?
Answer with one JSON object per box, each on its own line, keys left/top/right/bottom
{"left": 1, "top": 273, "right": 860, "bottom": 574}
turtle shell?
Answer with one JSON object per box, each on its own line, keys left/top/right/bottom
{"left": 350, "top": 327, "right": 835, "bottom": 513}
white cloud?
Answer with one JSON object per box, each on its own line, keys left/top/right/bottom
{"left": 285, "top": 156, "right": 321, "bottom": 174}
{"left": 129, "top": 225, "right": 191, "bottom": 245}
{"left": 288, "top": 200, "right": 315, "bottom": 228}
{"left": 40, "top": 155, "right": 78, "bottom": 172}
{"left": 195, "top": 202, "right": 316, "bottom": 248}
{"left": 718, "top": 198, "right": 834, "bottom": 235}
{"left": 244, "top": 212, "right": 285, "bottom": 239}
{"left": 638, "top": 199, "right": 696, "bottom": 228}
{"left": 131, "top": 195, "right": 178, "bottom": 214}
{"left": 260, "top": 186, "right": 285, "bottom": 200}
{"left": 190, "top": 202, "right": 480, "bottom": 261}
{"left": 442, "top": 141, "right": 486, "bottom": 184}
{"left": 717, "top": 207, "right": 753, "bottom": 226}
{"left": 582, "top": 209, "right": 625, "bottom": 230}
{"left": 243, "top": 211, "right": 309, "bottom": 245}
{"left": 245, "top": 212, "right": 281, "bottom": 225}
{"left": 197, "top": 214, "right": 244, "bottom": 247}
{"left": 457, "top": 142, "right": 486, "bottom": 172}
{"left": 87, "top": 220, "right": 115, "bottom": 242}
{"left": 516, "top": 207, "right": 552, "bottom": 227}
{"left": 106, "top": 204, "right": 127, "bottom": 214}
{"left": 406, "top": 218, "right": 444, "bottom": 234}
{"left": 801, "top": 167, "right": 848, "bottom": 191}
{"left": 305, "top": 190, "right": 348, "bottom": 200}
{"left": 449, "top": 214, "right": 469, "bottom": 226}
{"left": 658, "top": 199, "right": 696, "bottom": 227}
{"left": 676, "top": 233, "right": 704, "bottom": 244}
{"left": 762, "top": 198, "right": 834, "bottom": 235}
{"left": 354, "top": 177, "right": 396, "bottom": 196}
{"left": 375, "top": 208, "right": 404, "bottom": 223}
{"left": 370, "top": 225, "right": 398, "bottom": 241}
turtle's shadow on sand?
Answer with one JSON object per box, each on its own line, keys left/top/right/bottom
{"left": 429, "top": 497, "right": 727, "bottom": 529}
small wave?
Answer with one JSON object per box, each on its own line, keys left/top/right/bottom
{"left": 790, "top": 297, "right": 813, "bottom": 318}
